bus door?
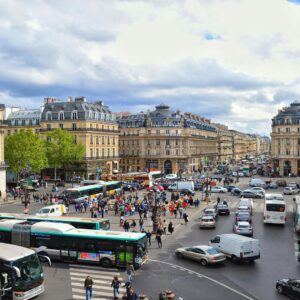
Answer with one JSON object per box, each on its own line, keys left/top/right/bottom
{"left": 0, "top": 265, "right": 12, "bottom": 299}
{"left": 11, "top": 224, "right": 31, "bottom": 248}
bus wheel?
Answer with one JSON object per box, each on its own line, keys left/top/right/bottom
{"left": 100, "top": 258, "right": 112, "bottom": 268}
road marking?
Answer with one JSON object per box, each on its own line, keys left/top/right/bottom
{"left": 148, "top": 259, "right": 256, "bottom": 300}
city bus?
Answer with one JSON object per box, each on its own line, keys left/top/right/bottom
{"left": 101, "top": 171, "right": 162, "bottom": 187}
{"left": 263, "top": 193, "right": 286, "bottom": 225}
{"left": 80, "top": 180, "right": 106, "bottom": 186}
{"left": 0, "top": 213, "right": 110, "bottom": 230}
{"left": 0, "top": 243, "right": 50, "bottom": 300}
{"left": 293, "top": 196, "right": 300, "bottom": 233}
{"left": 60, "top": 181, "right": 122, "bottom": 203}
{"left": 0, "top": 219, "right": 147, "bottom": 269}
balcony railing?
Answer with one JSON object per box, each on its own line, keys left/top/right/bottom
{"left": 40, "top": 128, "right": 119, "bottom": 133}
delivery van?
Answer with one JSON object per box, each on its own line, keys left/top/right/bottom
{"left": 36, "top": 204, "right": 66, "bottom": 217}
{"left": 249, "top": 178, "right": 266, "bottom": 188}
{"left": 209, "top": 233, "right": 260, "bottom": 262}
{"left": 168, "top": 181, "right": 194, "bottom": 191}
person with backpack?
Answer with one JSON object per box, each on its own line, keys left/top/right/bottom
{"left": 126, "top": 263, "right": 135, "bottom": 282}
{"left": 111, "top": 276, "right": 121, "bottom": 298}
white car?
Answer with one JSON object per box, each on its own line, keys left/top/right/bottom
{"left": 249, "top": 187, "right": 265, "bottom": 195}
{"left": 211, "top": 186, "right": 227, "bottom": 193}
{"left": 283, "top": 186, "right": 299, "bottom": 195}
{"left": 165, "top": 174, "right": 177, "bottom": 180}
{"left": 199, "top": 216, "right": 216, "bottom": 229}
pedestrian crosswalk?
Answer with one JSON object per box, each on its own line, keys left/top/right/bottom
{"left": 69, "top": 264, "right": 126, "bottom": 300}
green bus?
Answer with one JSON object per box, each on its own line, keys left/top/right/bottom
{"left": 0, "top": 219, "right": 147, "bottom": 268}
{"left": 0, "top": 213, "right": 110, "bottom": 230}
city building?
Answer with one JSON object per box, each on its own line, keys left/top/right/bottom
{"left": 271, "top": 101, "right": 300, "bottom": 176}
{"left": 118, "top": 104, "right": 218, "bottom": 174}
{"left": 0, "top": 105, "right": 7, "bottom": 200}
{"left": 40, "top": 97, "right": 119, "bottom": 180}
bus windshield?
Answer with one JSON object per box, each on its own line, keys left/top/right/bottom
{"left": 266, "top": 203, "right": 285, "bottom": 212}
{"left": 12, "top": 254, "right": 43, "bottom": 291}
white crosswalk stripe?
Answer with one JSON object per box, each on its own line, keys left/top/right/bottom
{"left": 69, "top": 264, "right": 126, "bottom": 300}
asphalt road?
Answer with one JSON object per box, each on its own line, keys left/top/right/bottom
{"left": 1, "top": 176, "right": 300, "bottom": 299}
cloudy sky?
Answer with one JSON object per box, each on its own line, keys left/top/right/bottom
{"left": 1, "top": 0, "right": 300, "bottom": 135}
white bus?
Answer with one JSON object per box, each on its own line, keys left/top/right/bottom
{"left": 293, "top": 196, "right": 300, "bottom": 233}
{"left": 0, "top": 243, "right": 50, "bottom": 300}
{"left": 263, "top": 193, "right": 286, "bottom": 225}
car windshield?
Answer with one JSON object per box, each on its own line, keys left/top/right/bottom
{"left": 239, "top": 224, "right": 250, "bottom": 228}
{"left": 218, "top": 205, "right": 227, "bottom": 209}
{"left": 206, "top": 248, "right": 219, "bottom": 255}
{"left": 12, "top": 253, "right": 43, "bottom": 290}
{"left": 38, "top": 208, "right": 50, "bottom": 214}
{"left": 238, "top": 213, "right": 249, "bottom": 217}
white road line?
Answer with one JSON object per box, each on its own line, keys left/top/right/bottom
{"left": 70, "top": 272, "right": 121, "bottom": 280}
{"left": 69, "top": 268, "right": 121, "bottom": 276}
{"left": 71, "top": 281, "right": 126, "bottom": 292}
{"left": 149, "top": 259, "right": 256, "bottom": 300}
{"left": 73, "top": 296, "right": 110, "bottom": 300}
{"left": 69, "top": 264, "right": 117, "bottom": 271}
{"left": 70, "top": 276, "right": 125, "bottom": 287}
{"left": 72, "top": 287, "right": 121, "bottom": 297}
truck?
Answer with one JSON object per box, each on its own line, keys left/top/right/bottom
{"left": 168, "top": 181, "right": 194, "bottom": 191}
{"left": 209, "top": 233, "right": 260, "bottom": 262}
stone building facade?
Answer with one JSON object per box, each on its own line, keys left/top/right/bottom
{"left": 0, "top": 105, "right": 7, "bottom": 199}
{"left": 118, "top": 104, "right": 218, "bottom": 174}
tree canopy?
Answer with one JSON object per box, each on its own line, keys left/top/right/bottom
{"left": 45, "top": 128, "right": 84, "bottom": 179}
{"left": 4, "top": 130, "right": 48, "bottom": 178}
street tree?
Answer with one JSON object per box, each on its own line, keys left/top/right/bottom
{"left": 4, "top": 130, "right": 48, "bottom": 181}
{"left": 45, "top": 128, "right": 84, "bottom": 180}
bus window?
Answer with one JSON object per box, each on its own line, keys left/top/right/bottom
{"left": 100, "top": 220, "right": 110, "bottom": 230}
{"left": 266, "top": 204, "right": 285, "bottom": 212}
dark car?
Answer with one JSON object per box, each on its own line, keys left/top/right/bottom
{"left": 235, "top": 212, "right": 252, "bottom": 224}
{"left": 122, "top": 182, "right": 143, "bottom": 191}
{"left": 194, "top": 183, "right": 203, "bottom": 191}
{"left": 276, "top": 278, "right": 300, "bottom": 299}
{"left": 160, "top": 182, "right": 171, "bottom": 190}
{"left": 231, "top": 188, "right": 242, "bottom": 196}
{"left": 225, "top": 185, "right": 237, "bottom": 192}
{"left": 179, "top": 189, "right": 195, "bottom": 196}
{"left": 216, "top": 203, "right": 230, "bottom": 215}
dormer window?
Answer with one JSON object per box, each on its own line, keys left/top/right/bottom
{"left": 72, "top": 110, "right": 78, "bottom": 120}
{"left": 46, "top": 112, "right": 52, "bottom": 121}
{"left": 59, "top": 111, "right": 64, "bottom": 120}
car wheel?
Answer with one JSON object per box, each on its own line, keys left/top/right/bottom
{"left": 276, "top": 285, "right": 283, "bottom": 294}
{"left": 100, "top": 258, "right": 112, "bottom": 268}
{"left": 176, "top": 252, "right": 184, "bottom": 258}
{"left": 231, "top": 255, "right": 237, "bottom": 262}
{"left": 200, "top": 259, "right": 208, "bottom": 266}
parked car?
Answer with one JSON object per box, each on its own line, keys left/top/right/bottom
{"left": 283, "top": 186, "right": 299, "bottom": 195}
{"left": 231, "top": 188, "right": 242, "bottom": 196}
{"left": 233, "top": 221, "right": 253, "bottom": 237}
{"left": 216, "top": 203, "right": 230, "bottom": 215}
{"left": 211, "top": 186, "right": 227, "bottom": 193}
{"left": 241, "top": 189, "right": 263, "bottom": 199}
{"left": 276, "top": 179, "right": 287, "bottom": 187}
{"left": 249, "top": 178, "right": 267, "bottom": 188}
{"left": 175, "top": 245, "right": 226, "bottom": 265}
{"left": 235, "top": 211, "right": 252, "bottom": 223}
{"left": 276, "top": 278, "right": 300, "bottom": 299}
{"left": 199, "top": 216, "right": 216, "bottom": 229}
{"left": 179, "top": 188, "right": 195, "bottom": 196}
{"left": 268, "top": 182, "right": 278, "bottom": 189}
{"left": 165, "top": 173, "right": 177, "bottom": 180}
{"left": 203, "top": 208, "right": 218, "bottom": 220}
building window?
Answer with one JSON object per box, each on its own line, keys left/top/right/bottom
{"left": 90, "top": 123, "right": 93, "bottom": 129}
{"left": 156, "top": 140, "right": 160, "bottom": 145}
{"left": 166, "top": 149, "right": 170, "bottom": 155}
{"left": 29, "top": 119, "right": 33, "bottom": 126}
{"left": 113, "top": 137, "right": 115, "bottom": 145}
{"left": 107, "top": 148, "right": 110, "bottom": 158}
{"left": 176, "top": 139, "right": 178, "bottom": 145}
{"left": 46, "top": 112, "right": 52, "bottom": 121}
{"left": 166, "top": 130, "right": 170, "bottom": 134}
{"left": 96, "top": 136, "right": 99, "bottom": 144}
{"left": 286, "top": 128, "right": 290, "bottom": 133}
{"left": 90, "top": 135, "right": 93, "bottom": 144}
{"left": 22, "top": 120, "right": 25, "bottom": 126}
{"left": 14, "top": 120, "right": 18, "bottom": 126}
{"left": 59, "top": 112, "right": 64, "bottom": 120}
{"left": 166, "top": 140, "right": 170, "bottom": 146}
{"left": 156, "top": 130, "right": 160, "bottom": 134}
{"left": 96, "top": 149, "right": 99, "bottom": 158}
{"left": 7, "top": 130, "right": 10, "bottom": 135}
{"left": 102, "top": 136, "right": 105, "bottom": 144}
{"left": 298, "top": 138, "right": 300, "bottom": 145}
{"left": 90, "top": 148, "right": 93, "bottom": 158}
{"left": 72, "top": 123, "right": 77, "bottom": 130}
{"left": 72, "top": 111, "right": 78, "bottom": 120}
{"left": 102, "top": 149, "right": 104, "bottom": 158}
{"left": 47, "top": 124, "right": 51, "bottom": 130}
{"left": 286, "top": 138, "right": 290, "bottom": 145}
{"left": 286, "top": 149, "right": 290, "bottom": 155}
{"left": 59, "top": 123, "right": 64, "bottom": 129}
{"left": 107, "top": 137, "right": 110, "bottom": 145}
{"left": 277, "top": 128, "right": 280, "bottom": 133}
{"left": 113, "top": 148, "right": 115, "bottom": 157}
{"left": 176, "top": 149, "right": 179, "bottom": 155}
{"left": 132, "top": 140, "right": 134, "bottom": 146}
{"left": 298, "top": 128, "right": 300, "bottom": 133}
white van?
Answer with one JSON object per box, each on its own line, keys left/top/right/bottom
{"left": 249, "top": 178, "right": 266, "bottom": 188}
{"left": 168, "top": 181, "right": 194, "bottom": 191}
{"left": 36, "top": 204, "right": 66, "bottom": 217}
{"left": 210, "top": 233, "right": 260, "bottom": 262}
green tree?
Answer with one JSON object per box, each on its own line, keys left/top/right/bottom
{"left": 45, "top": 128, "right": 84, "bottom": 180}
{"left": 4, "top": 130, "right": 48, "bottom": 181}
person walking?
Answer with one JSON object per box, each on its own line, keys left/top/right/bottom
{"left": 127, "top": 288, "right": 138, "bottom": 300}
{"left": 111, "top": 276, "right": 121, "bottom": 298}
{"left": 183, "top": 212, "right": 188, "bottom": 225}
{"left": 146, "top": 230, "right": 152, "bottom": 246}
{"left": 84, "top": 275, "right": 93, "bottom": 300}
{"left": 162, "top": 220, "right": 167, "bottom": 235}
{"left": 168, "top": 221, "right": 174, "bottom": 235}
{"left": 156, "top": 231, "right": 162, "bottom": 248}
{"left": 123, "top": 220, "right": 130, "bottom": 232}
{"left": 126, "top": 263, "right": 135, "bottom": 282}
{"left": 139, "top": 218, "right": 144, "bottom": 232}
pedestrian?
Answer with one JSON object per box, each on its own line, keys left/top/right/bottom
{"left": 121, "top": 292, "right": 127, "bottom": 299}
{"left": 217, "top": 196, "right": 220, "bottom": 204}
{"left": 183, "top": 212, "right": 188, "bottom": 225}
{"left": 146, "top": 230, "right": 152, "bottom": 246}
{"left": 156, "top": 231, "right": 162, "bottom": 248}
{"left": 84, "top": 275, "right": 93, "bottom": 300}
{"left": 179, "top": 206, "right": 183, "bottom": 219}
{"left": 123, "top": 220, "right": 130, "bottom": 232}
{"left": 130, "top": 219, "right": 136, "bottom": 232}
{"left": 111, "top": 276, "right": 121, "bottom": 298}
{"left": 163, "top": 220, "right": 167, "bottom": 234}
{"left": 127, "top": 288, "right": 138, "bottom": 300}
{"left": 139, "top": 218, "right": 144, "bottom": 232}
{"left": 168, "top": 221, "right": 174, "bottom": 235}
{"left": 126, "top": 263, "right": 135, "bottom": 282}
